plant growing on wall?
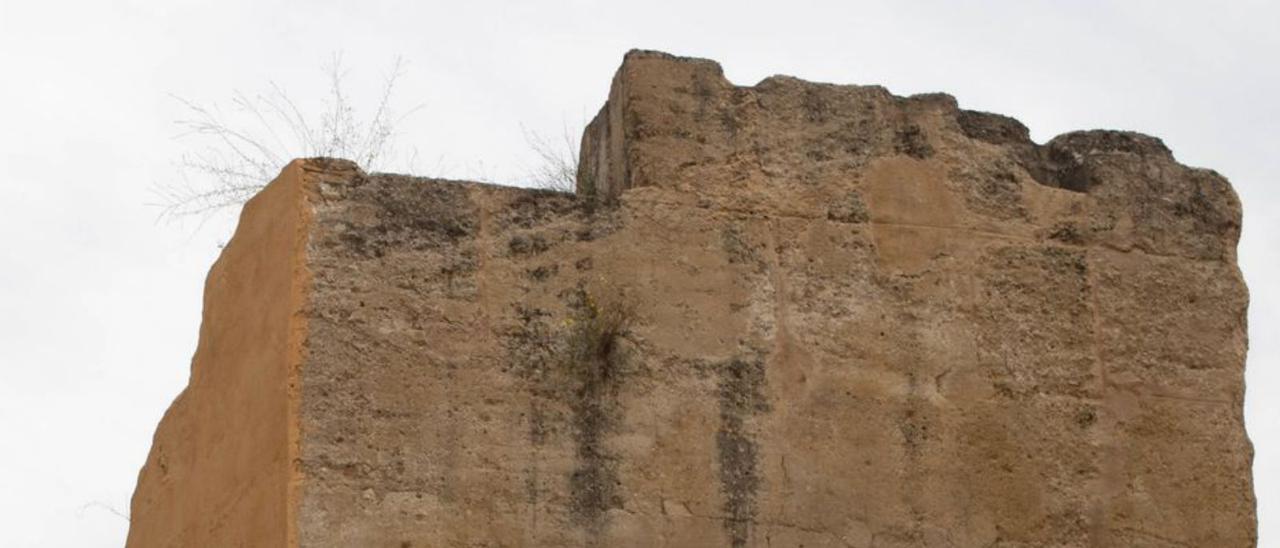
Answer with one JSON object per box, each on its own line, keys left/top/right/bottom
{"left": 155, "top": 54, "right": 420, "bottom": 219}
{"left": 523, "top": 123, "right": 579, "bottom": 194}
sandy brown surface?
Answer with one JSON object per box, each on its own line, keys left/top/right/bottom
{"left": 126, "top": 160, "right": 317, "bottom": 547}
{"left": 129, "top": 51, "right": 1253, "bottom": 547}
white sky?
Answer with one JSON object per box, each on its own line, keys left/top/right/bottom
{"left": 1, "top": 0, "right": 1276, "bottom": 546}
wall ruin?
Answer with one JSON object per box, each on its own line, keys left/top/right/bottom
{"left": 128, "top": 50, "right": 1255, "bottom": 547}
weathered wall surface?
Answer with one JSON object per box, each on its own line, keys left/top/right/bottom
{"left": 126, "top": 160, "right": 318, "bottom": 547}
{"left": 129, "top": 50, "right": 1254, "bottom": 547}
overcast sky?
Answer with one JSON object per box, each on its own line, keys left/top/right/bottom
{"left": 1, "top": 0, "right": 1276, "bottom": 546}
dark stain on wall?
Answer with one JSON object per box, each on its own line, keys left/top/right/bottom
{"left": 716, "top": 356, "right": 770, "bottom": 547}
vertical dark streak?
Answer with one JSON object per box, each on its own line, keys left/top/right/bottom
{"left": 716, "top": 357, "right": 769, "bottom": 547}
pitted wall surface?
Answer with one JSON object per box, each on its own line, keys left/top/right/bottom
{"left": 129, "top": 51, "right": 1254, "bottom": 547}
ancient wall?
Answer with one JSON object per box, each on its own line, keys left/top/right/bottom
{"left": 126, "top": 161, "right": 316, "bottom": 547}
{"left": 129, "top": 51, "right": 1254, "bottom": 547}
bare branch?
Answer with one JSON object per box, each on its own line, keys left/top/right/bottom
{"left": 77, "top": 501, "right": 130, "bottom": 523}
{"left": 523, "top": 122, "right": 580, "bottom": 193}
{"left": 157, "top": 54, "right": 420, "bottom": 221}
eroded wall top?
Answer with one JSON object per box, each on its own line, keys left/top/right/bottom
{"left": 129, "top": 50, "right": 1253, "bottom": 548}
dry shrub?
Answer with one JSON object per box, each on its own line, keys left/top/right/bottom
{"left": 156, "top": 54, "right": 421, "bottom": 220}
